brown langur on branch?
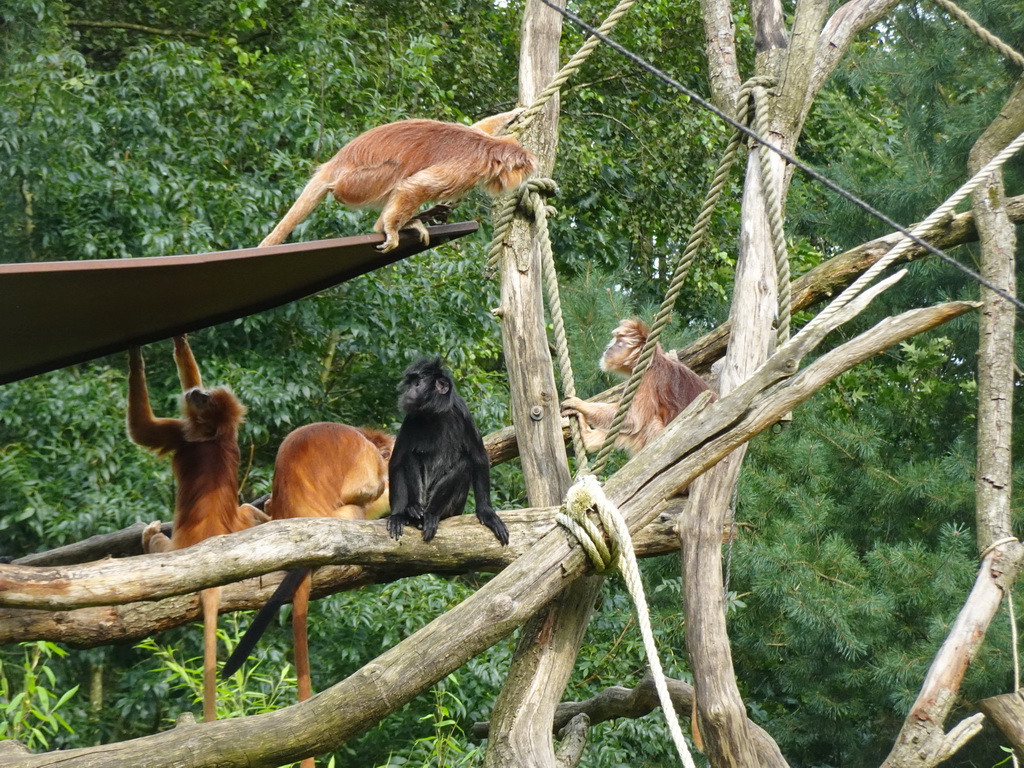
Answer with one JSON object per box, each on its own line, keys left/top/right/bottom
{"left": 128, "top": 335, "right": 266, "bottom": 722}
{"left": 258, "top": 109, "right": 537, "bottom": 252}
{"left": 220, "top": 422, "right": 394, "bottom": 768}
{"left": 561, "top": 319, "right": 714, "bottom": 455}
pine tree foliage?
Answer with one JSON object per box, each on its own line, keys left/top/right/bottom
{"left": 733, "top": 337, "right": 1022, "bottom": 765}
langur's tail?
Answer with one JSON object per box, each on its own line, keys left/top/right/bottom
{"left": 220, "top": 568, "right": 309, "bottom": 678}
{"left": 258, "top": 167, "right": 334, "bottom": 247}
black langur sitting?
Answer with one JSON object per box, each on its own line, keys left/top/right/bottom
{"left": 387, "top": 358, "right": 509, "bottom": 545}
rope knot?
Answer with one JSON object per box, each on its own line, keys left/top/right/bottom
{"left": 557, "top": 475, "right": 620, "bottom": 574}
{"left": 555, "top": 474, "right": 696, "bottom": 766}
{"left": 516, "top": 177, "right": 559, "bottom": 220}
{"left": 484, "top": 177, "right": 559, "bottom": 276}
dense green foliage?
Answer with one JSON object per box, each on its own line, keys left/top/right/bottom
{"left": 1, "top": 0, "right": 1023, "bottom": 766}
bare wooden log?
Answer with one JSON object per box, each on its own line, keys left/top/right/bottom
{"left": 0, "top": 505, "right": 684, "bottom": 646}
{"left": 0, "top": 741, "right": 32, "bottom": 759}
{"left": 4, "top": 301, "right": 975, "bottom": 768}
{"left": 484, "top": 424, "right": 520, "bottom": 464}
{"left": 882, "top": 543, "right": 1024, "bottom": 767}
{"left": 0, "top": 504, "right": 695, "bottom": 612}
{"left": 978, "top": 692, "right": 1024, "bottom": 756}
{"left": 0, "top": 565, "right": 365, "bottom": 647}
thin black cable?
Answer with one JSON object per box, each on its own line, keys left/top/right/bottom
{"left": 539, "top": 0, "right": 1024, "bottom": 312}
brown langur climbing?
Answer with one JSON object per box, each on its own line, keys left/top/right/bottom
{"left": 128, "top": 335, "right": 265, "bottom": 722}
{"left": 560, "top": 319, "right": 714, "bottom": 455}
{"left": 259, "top": 109, "right": 537, "bottom": 252}
{"left": 220, "top": 422, "right": 394, "bottom": 768}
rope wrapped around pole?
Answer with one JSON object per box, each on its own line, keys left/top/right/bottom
{"left": 751, "top": 84, "right": 792, "bottom": 348}
{"left": 558, "top": 475, "right": 697, "bottom": 766}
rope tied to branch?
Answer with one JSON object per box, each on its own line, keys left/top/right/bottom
{"left": 557, "top": 475, "right": 697, "bottom": 767}
{"left": 980, "top": 536, "right": 1020, "bottom": 561}
{"left": 485, "top": 178, "right": 558, "bottom": 275}
{"left": 487, "top": 178, "right": 594, "bottom": 469}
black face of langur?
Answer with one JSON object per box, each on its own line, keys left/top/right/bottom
{"left": 387, "top": 358, "right": 509, "bottom": 546}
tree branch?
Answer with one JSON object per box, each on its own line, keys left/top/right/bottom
{"left": 807, "top": 0, "right": 900, "bottom": 108}
{"left": 882, "top": 544, "right": 1024, "bottom": 767}
{"left": 678, "top": 192, "right": 1024, "bottom": 375}
{"left": 473, "top": 673, "right": 785, "bottom": 764}
{"left": 699, "top": 0, "right": 743, "bottom": 113}
{"left": 0, "top": 504, "right": 690, "bottom": 612}
{"left": 0, "top": 506, "right": 684, "bottom": 646}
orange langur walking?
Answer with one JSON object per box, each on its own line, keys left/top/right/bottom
{"left": 128, "top": 335, "right": 266, "bottom": 722}
{"left": 221, "top": 422, "right": 394, "bottom": 766}
{"left": 259, "top": 109, "right": 537, "bottom": 252}
{"left": 561, "top": 319, "right": 714, "bottom": 455}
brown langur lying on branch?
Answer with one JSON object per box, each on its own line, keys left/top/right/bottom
{"left": 128, "top": 335, "right": 267, "bottom": 722}
{"left": 259, "top": 109, "right": 537, "bottom": 252}
{"left": 221, "top": 422, "right": 394, "bottom": 768}
{"left": 561, "top": 319, "right": 714, "bottom": 455}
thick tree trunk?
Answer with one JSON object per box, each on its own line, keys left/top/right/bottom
{"left": 682, "top": 155, "right": 780, "bottom": 767}
{"left": 683, "top": 0, "right": 791, "bottom": 763}
{"left": 488, "top": 3, "right": 609, "bottom": 766}
{"left": 686, "top": 0, "right": 906, "bottom": 764}
{"left": 970, "top": 80, "right": 1024, "bottom": 549}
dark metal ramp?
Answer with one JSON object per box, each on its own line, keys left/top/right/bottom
{"left": 0, "top": 222, "right": 478, "bottom": 384}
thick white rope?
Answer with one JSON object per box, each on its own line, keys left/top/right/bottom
{"left": 558, "top": 475, "right": 696, "bottom": 767}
